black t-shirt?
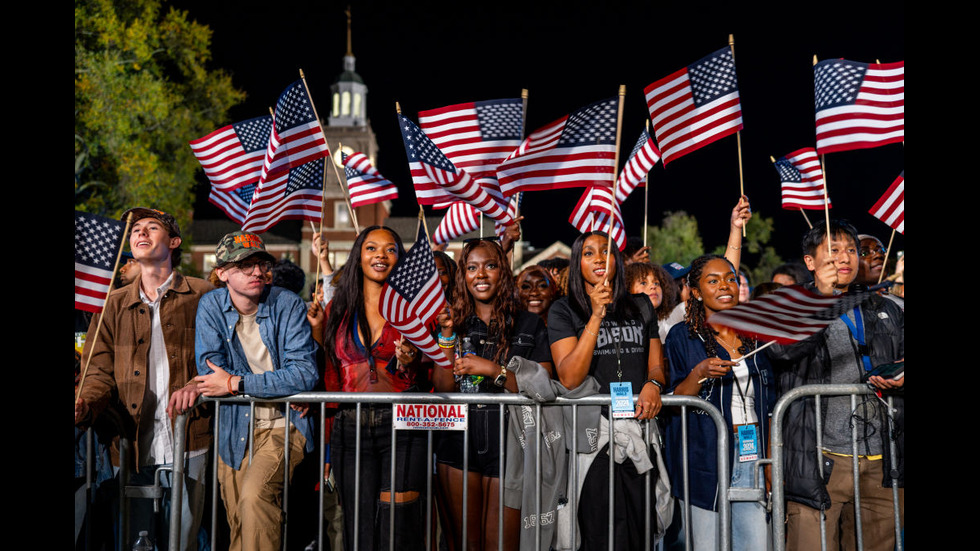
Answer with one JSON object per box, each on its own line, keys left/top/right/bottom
{"left": 548, "top": 295, "right": 658, "bottom": 391}
{"left": 457, "top": 310, "right": 552, "bottom": 393}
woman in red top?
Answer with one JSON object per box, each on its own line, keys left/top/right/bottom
{"left": 309, "top": 226, "right": 428, "bottom": 551}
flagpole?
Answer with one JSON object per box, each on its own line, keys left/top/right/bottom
{"left": 799, "top": 209, "right": 813, "bottom": 229}
{"left": 813, "top": 55, "right": 832, "bottom": 258}
{"left": 730, "top": 34, "right": 746, "bottom": 238}
{"left": 606, "top": 85, "right": 627, "bottom": 276}
{"left": 878, "top": 229, "right": 896, "bottom": 285}
{"left": 643, "top": 119, "right": 650, "bottom": 248}
{"left": 419, "top": 205, "right": 431, "bottom": 239}
{"left": 76, "top": 212, "right": 134, "bottom": 401}
{"left": 298, "top": 69, "right": 360, "bottom": 236}
{"left": 698, "top": 340, "right": 777, "bottom": 383}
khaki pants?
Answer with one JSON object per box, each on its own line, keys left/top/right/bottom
{"left": 787, "top": 453, "right": 904, "bottom": 551}
{"left": 217, "top": 424, "right": 306, "bottom": 551}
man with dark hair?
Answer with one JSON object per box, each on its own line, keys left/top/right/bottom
{"left": 194, "top": 231, "right": 318, "bottom": 551}
{"left": 771, "top": 262, "right": 812, "bottom": 286}
{"left": 75, "top": 207, "right": 213, "bottom": 550}
{"left": 622, "top": 235, "right": 651, "bottom": 265}
{"left": 771, "top": 219, "right": 904, "bottom": 551}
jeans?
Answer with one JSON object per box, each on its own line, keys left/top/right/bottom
{"left": 331, "top": 405, "right": 427, "bottom": 551}
{"left": 126, "top": 452, "right": 209, "bottom": 551}
{"left": 687, "top": 457, "right": 770, "bottom": 551}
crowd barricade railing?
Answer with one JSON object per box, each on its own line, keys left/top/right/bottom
{"left": 76, "top": 404, "right": 136, "bottom": 551}
{"left": 168, "top": 392, "right": 740, "bottom": 551}
{"left": 770, "top": 384, "right": 903, "bottom": 551}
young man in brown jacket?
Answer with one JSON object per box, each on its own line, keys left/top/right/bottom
{"left": 75, "top": 207, "right": 213, "bottom": 550}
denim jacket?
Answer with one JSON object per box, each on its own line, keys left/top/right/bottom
{"left": 195, "top": 285, "right": 318, "bottom": 469}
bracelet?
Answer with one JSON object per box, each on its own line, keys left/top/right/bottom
{"left": 227, "top": 375, "right": 237, "bottom": 396}
{"left": 437, "top": 342, "right": 456, "bottom": 349}
{"left": 438, "top": 332, "right": 457, "bottom": 344}
{"left": 583, "top": 325, "right": 599, "bottom": 339}
{"left": 646, "top": 379, "right": 664, "bottom": 392}
{"left": 729, "top": 244, "right": 741, "bottom": 250}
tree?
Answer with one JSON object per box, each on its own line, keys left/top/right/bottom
{"left": 647, "top": 211, "right": 705, "bottom": 266}
{"left": 75, "top": 0, "right": 244, "bottom": 234}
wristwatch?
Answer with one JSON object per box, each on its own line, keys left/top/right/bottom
{"left": 237, "top": 377, "right": 246, "bottom": 395}
{"left": 646, "top": 379, "right": 664, "bottom": 392}
{"left": 493, "top": 364, "right": 508, "bottom": 387}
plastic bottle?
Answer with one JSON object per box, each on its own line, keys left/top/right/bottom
{"left": 132, "top": 530, "right": 154, "bottom": 551}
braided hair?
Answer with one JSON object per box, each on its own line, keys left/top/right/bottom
{"left": 685, "top": 254, "right": 756, "bottom": 358}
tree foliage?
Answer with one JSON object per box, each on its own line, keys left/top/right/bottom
{"left": 75, "top": 0, "right": 244, "bottom": 231}
{"left": 711, "top": 211, "right": 784, "bottom": 286}
{"left": 647, "top": 211, "right": 705, "bottom": 266}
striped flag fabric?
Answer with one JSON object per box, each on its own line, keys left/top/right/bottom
{"left": 814, "top": 60, "right": 904, "bottom": 154}
{"left": 189, "top": 116, "right": 272, "bottom": 192}
{"left": 208, "top": 184, "right": 252, "bottom": 226}
{"left": 418, "top": 98, "right": 523, "bottom": 181}
{"left": 707, "top": 285, "right": 871, "bottom": 344}
{"left": 569, "top": 186, "right": 626, "bottom": 250}
{"left": 381, "top": 225, "right": 452, "bottom": 369}
{"left": 869, "top": 171, "right": 904, "bottom": 234}
{"left": 773, "top": 147, "right": 831, "bottom": 210}
{"left": 342, "top": 151, "right": 399, "bottom": 208}
{"left": 433, "top": 203, "right": 481, "bottom": 245}
{"left": 256, "top": 80, "right": 330, "bottom": 186}
{"left": 75, "top": 211, "right": 126, "bottom": 313}
{"left": 615, "top": 129, "right": 661, "bottom": 203}
{"left": 399, "top": 114, "right": 513, "bottom": 224}
{"left": 645, "top": 47, "right": 742, "bottom": 165}
{"left": 497, "top": 97, "right": 618, "bottom": 195}
{"left": 241, "top": 158, "right": 325, "bottom": 233}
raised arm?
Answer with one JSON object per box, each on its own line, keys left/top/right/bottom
{"left": 724, "top": 195, "right": 752, "bottom": 273}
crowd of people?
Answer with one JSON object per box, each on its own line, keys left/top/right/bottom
{"left": 74, "top": 201, "right": 904, "bottom": 551}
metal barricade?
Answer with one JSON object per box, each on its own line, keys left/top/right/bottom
{"left": 167, "top": 392, "right": 741, "bottom": 551}
{"left": 770, "top": 384, "right": 903, "bottom": 551}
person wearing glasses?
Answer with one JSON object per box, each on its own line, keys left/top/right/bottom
{"left": 433, "top": 237, "right": 553, "bottom": 551}
{"left": 194, "top": 231, "right": 319, "bottom": 551}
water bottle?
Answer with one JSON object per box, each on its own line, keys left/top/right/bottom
{"left": 132, "top": 530, "right": 153, "bottom": 551}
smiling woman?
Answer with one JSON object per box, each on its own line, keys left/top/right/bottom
{"left": 663, "top": 254, "right": 776, "bottom": 551}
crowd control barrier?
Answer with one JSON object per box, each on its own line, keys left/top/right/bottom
{"left": 770, "top": 384, "right": 903, "bottom": 551}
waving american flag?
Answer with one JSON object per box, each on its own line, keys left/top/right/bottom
{"left": 869, "top": 172, "right": 904, "bottom": 234}
{"left": 343, "top": 151, "right": 399, "bottom": 208}
{"left": 257, "top": 80, "right": 330, "bottom": 186}
{"left": 75, "top": 211, "right": 126, "bottom": 313}
{"left": 814, "top": 60, "right": 904, "bottom": 154}
{"left": 190, "top": 115, "right": 272, "bottom": 192}
{"left": 381, "top": 225, "right": 452, "bottom": 369}
{"left": 773, "top": 147, "right": 831, "bottom": 210}
{"left": 419, "top": 98, "right": 523, "bottom": 182}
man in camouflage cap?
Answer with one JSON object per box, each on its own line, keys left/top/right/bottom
{"left": 194, "top": 230, "right": 318, "bottom": 551}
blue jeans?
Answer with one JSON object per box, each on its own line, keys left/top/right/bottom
{"left": 686, "top": 457, "right": 770, "bottom": 551}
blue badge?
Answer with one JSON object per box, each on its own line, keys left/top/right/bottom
{"left": 736, "top": 424, "right": 758, "bottom": 462}
{"left": 610, "top": 382, "right": 634, "bottom": 419}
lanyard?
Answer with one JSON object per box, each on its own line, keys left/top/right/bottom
{"left": 352, "top": 310, "right": 378, "bottom": 383}
{"left": 839, "top": 306, "right": 873, "bottom": 372}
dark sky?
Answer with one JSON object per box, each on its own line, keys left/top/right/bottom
{"left": 180, "top": 0, "right": 904, "bottom": 263}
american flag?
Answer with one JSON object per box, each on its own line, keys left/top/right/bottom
{"left": 615, "top": 129, "right": 661, "bottom": 203}
{"left": 869, "top": 171, "right": 904, "bottom": 234}
{"left": 242, "top": 158, "right": 325, "bottom": 233}
{"left": 645, "top": 47, "right": 743, "bottom": 165}
{"left": 208, "top": 183, "right": 252, "bottom": 226}
{"left": 256, "top": 80, "right": 330, "bottom": 186}
{"left": 814, "top": 60, "right": 904, "bottom": 154}
{"left": 189, "top": 115, "right": 272, "bottom": 192}
{"left": 380, "top": 225, "right": 452, "bottom": 369}
{"left": 568, "top": 186, "right": 626, "bottom": 250}
{"left": 75, "top": 211, "right": 126, "bottom": 313}
{"left": 773, "top": 147, "right": 831, "bottom": 210}
{"left": 707, "top": 285, "right": 871, "bottom": 344}
{"left": 433, "top": 203, "right": 481, "bottom": 245}
{"left": 399, "top": 114, "right": 513, "bottom": 224}
{"left": 497, "top": 97, "right": 618, "bottom": 195}
{"left": 418, "top": 98, "right": 523, "bottom": 182}
{"left": 343, "top": 151, "right": 399, "bottom": 208}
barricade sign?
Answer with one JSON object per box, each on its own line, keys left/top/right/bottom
{"left": 393, "top": 403, "right": 468, "bottom": 430}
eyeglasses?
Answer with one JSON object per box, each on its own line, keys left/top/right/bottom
{"left": 234, "top": 260, "right": 273, "bottom": 274}
{"left": 860, "top": 247, "right": 886, "bottom": 257}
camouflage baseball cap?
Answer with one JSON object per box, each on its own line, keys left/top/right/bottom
{"left": 215, "top": 231, "right": 276, "bottom": 267}
{"left": 121, "top": 207, "right": 181, "bottom": 237}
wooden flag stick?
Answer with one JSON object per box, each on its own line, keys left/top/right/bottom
{"left": 643, "top": 118, "right": 651, "bottom": 248}
{"left": 813, "top": 55, "right": 832, "bottom": 258}
{"left": 416, "top": 205, "right": 424, "bottom": 240}
{"left": 298, "top": 69, "right": 360, "bottom": 236}
{"left": 606, "top": 85, "right": 627, "bottom": 276}
{"left": 419, "top": 204, "right": 431, "bottom": 238}
{"left": 878, "top": 229, "right": 896, "bottom": 285}
{"left": 730, "top": 34, "right": 746, "bottom": 237}
{"left": 76, "top": 212, "right": 134, "bottom": 402}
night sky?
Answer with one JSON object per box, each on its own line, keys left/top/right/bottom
{"left": 179, "top": 0, "right": 904, "bottom": 263}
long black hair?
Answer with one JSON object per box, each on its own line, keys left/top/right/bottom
{"left": 323, "top": 226, "right": 406, "bottom": 365}
{"left": 450, "top": 240, "right": 519, "bottom": 363}
{"left": 684, "top": 254, "right": 756, "bottom": 357}
{"left": 567, "top": 231, "right": 640, "bottom": 322}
